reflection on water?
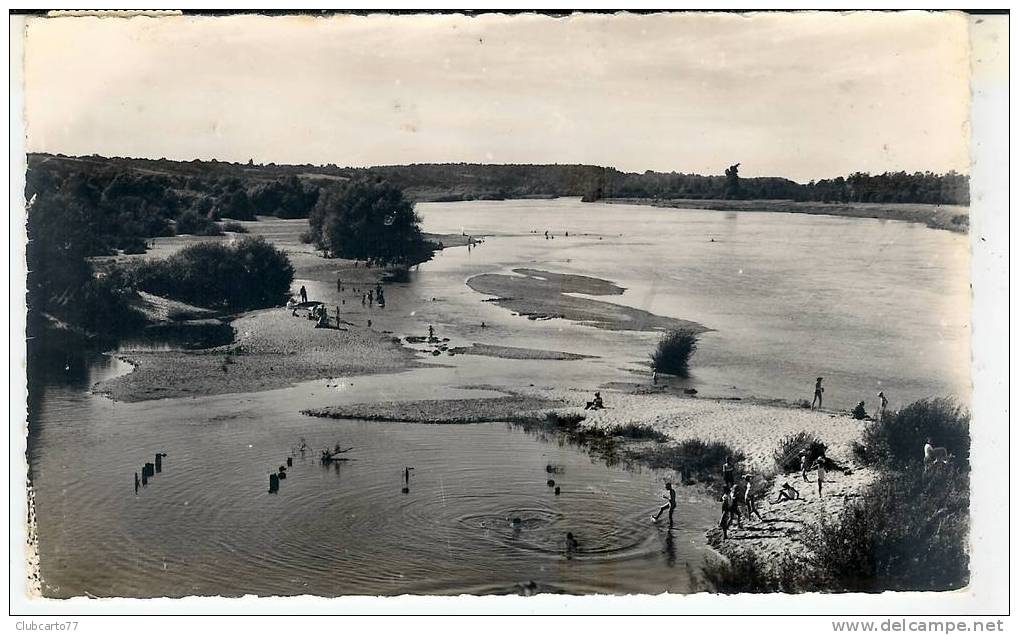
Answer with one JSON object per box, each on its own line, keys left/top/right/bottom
{"left": 29, "top": 348, "right": 716, "bottom": 598}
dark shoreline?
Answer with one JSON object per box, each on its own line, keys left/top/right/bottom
{"left": 601, "top": 197, "right": 969, "bottom": 233}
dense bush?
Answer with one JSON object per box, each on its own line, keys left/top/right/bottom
{"left": 857, "top": 397, "right": 969, "bottom": 469}
{"left": 132, "top": 236, "right": 294, "bottom": 310}
{"left": 804, "top": 465, "right": 969, "bottom": 591}
{"left": 704, "top": 550, "right": 804, "bottom": 594}
{"left": 606, "top": 423, "right": 669, "bottom": 443}
{"left": 773, "top": 432, "right": 827, "bottom": 473}
{"left": 649, "top": 329, "right": 698, "bottom": 377}
{"left": 248, "top": 176, "right": 320, "bottom": 219}
{"left": 221, "top": 221, "right": 248, "bottom": 234}
{"left": 638, "top": 438, "right": 744, "bottom": 488}
{"left": 175, "top": 210, "right": 223, "bottom": 236}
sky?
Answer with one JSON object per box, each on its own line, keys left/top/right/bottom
{"left": 21, "top": 11, "right": 972, "bottom": 182}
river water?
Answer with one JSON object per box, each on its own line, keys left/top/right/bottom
{"left": 28, "top": 349, "right": 716, "bottom": 598}
{"left": 27, "top": 199, "right": 970, "bottom": 597}
{"left": 411, "top": 199, "right": 971, "bottom": 410}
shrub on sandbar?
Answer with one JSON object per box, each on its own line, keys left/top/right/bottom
{"left": 773, "top": 431, "right": 827, "bottom": 473}
{"left": 804, "top": 464, "right": 969, "bottom": 592}
{"left": 132, "top": 236, "right": 294, "bottom": 311}
{"left": 649, "top": 329, "right": 698, "bottom": 377}
{"left": 857, "top": 397, "right": 969, "bottom": 469}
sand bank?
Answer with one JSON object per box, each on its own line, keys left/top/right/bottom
{"left": 96, "top": 307, "right": 422, "bottom": 402}
{"left": 467, "top": 268, "right": 707, "bottom": 332}
{"left": 447, "top": 343, "right": 595, "bottom": 361}
{"left": 303, "top": 394, "right": 564, "bottom": 424}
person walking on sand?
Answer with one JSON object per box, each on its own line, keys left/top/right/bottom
{"left": 722, "top": 457, "right": 736, "bottom": 489}
{"left": 812, "top": 453, "right": 828, "bottom": 497}
{"left": 799, "top": 450, "right": 810, "bottom": 482}
{"left": 299, "top": 285, "right": 308, "bottom": 304}
{"left": 743, "top": 474, "right": 764, "bottom": 521}
{"left": 361, "top": 294, "right": 366, "bottom": 307}
{"left": 651, "top": 482, "right": 677, "bottom": 526}
{"left": 812, "top": 377, "right": 824, "bottom": 410}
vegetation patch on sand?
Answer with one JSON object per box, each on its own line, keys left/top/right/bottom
{"left": 447, "top": 343, "right": 595, "bottom": 361}
{"left": 303, "top": 395, "right": 565, "bottom": 424}
{"left": 467, "top": 268, "right": 707, "bottom": 333}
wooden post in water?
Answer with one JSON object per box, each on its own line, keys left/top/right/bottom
{"left": 141, "top": 466, "right": 148, "bottom": 486}
{"left": 155, "top": 453, "right": 163, "bottom": 473}
{"left": 269, "top": 473, "right": 280, "bottom": 493}
{"left": 286, "top": 456, "right": 293, "bottom": 467}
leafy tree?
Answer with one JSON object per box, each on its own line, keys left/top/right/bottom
{"left": 308, "top": 179, "right": 425, "bottom": 264}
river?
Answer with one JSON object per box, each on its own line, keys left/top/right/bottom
{"left": 26, "top": 198, "right": 970, "bottom": 597}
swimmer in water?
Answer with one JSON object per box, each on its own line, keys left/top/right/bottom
{"left": 565, "top": 532, "right": 580, "bottom": 558}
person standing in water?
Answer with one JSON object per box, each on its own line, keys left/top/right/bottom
{"left": 299, "top": 285, "right": 308, "bottom": 304}
{"left": 812, "top": 377, "right": 824, "bottom": 410}
{"left": 651, "top": 482, "right": 677, "bottom": 526}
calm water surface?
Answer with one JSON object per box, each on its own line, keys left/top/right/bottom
{"left": 410, "top": 199, "right": 971, "bottom": 410}
{"left": 29, "top": 350, "right": 715, "bottom": 598}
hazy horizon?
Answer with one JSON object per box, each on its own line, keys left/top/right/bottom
{"left": 23, "top": 12, "right": 972, "bottom": 182}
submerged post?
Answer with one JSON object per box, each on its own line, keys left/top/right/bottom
{"left": 155, "top": 453, "right": 163, "bottom": 473}
{"left": 269, "top": 473, "right": 280, "bottom": 493}
{"left": 286, "top": 457, "right": 293, "bottom": 467}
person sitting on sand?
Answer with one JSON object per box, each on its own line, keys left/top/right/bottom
{"left": 812, "top": 377, "right": 824, "bottom": 410}
{"left": 651, "top": 482, "right": 677, "bottom": 526}
{"left": 584, "top": 392, "right": 604, "bottom": 410}
{"left": 772, "top": 482, "right": 801, "bottom": 504}
{"left": 315, "top": 306, "right": 330, "bottom": 328}
{"left": 743, "top": 474, "right": 764, "bottom": 521}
